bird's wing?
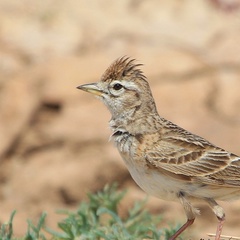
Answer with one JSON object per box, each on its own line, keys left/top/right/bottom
{"left": 145, "top": 134, "right": 235, "bottom": 178}
{"left": 204, "top": 157, "right": 240, "bottom": 186}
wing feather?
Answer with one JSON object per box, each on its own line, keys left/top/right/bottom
{"left": 144, "top": 119, "right": 240, "bottom": 186}
{"left": 145, "top": 138, "right": 232, "bottom": 177}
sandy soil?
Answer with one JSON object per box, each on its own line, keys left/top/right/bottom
{"left": 0, "top": 0, "right": 240, "bottom": 239}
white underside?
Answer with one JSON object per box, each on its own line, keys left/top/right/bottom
{"left": 123, "top": 156, "right": 240, "bottom": 203}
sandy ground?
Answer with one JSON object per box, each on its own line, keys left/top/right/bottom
{"left": 0, "top": 0, "right": 240, "bottom": 239}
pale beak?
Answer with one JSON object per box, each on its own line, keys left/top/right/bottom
{"left": 77, "top": 83, "right": 103, "bottom": 96}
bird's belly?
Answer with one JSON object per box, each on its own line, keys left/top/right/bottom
{"left": 124, "top": 157, "right": 240, "bottom": 202}
{"left": 115, "top": 139, "right": 176, "bottom": 200}
{"left": 123, "top": 158, "right": 185, "bottom": 201}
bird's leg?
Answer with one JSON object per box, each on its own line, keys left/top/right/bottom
{"left": 215, "top": 216, "right": 225, "bottom": 240}
{"left": 169, "top": 218, "right": 195, "bottom": 240}
{"left": 169, "top": 192, "right": 197, "bottom": 240}
{"left": 205, "top": 198, "right": 225, "bottom": 240}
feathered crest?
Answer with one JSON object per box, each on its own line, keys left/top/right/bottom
{"left": 101, "top": 56, "right": 146, "bottom": 82}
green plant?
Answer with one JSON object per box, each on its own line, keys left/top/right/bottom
{"left": 46, "top": 183, "right": 179, "bottom": 239}
{"left": 25, "top": 213, "right": 47, "bottom": 240}
{"left": 0, "top": 210, "right": 16, "bottom": 240}
{"left": 0, "top": 183, "right": 181, "bottom": 240}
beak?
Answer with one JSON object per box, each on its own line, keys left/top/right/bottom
{"left": 77, "top": 83, "right": 103, "bottom": 96}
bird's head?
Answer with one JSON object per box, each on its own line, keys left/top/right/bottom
{"left": 77, "top": 57, "right": 157, "bottom": 120}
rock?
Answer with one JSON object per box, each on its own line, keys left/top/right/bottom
{"left": 0, "top": 70, "right": 41, "bottom": 159}
{"left": 0, "top": 0, "right": 240, "bottom": 238}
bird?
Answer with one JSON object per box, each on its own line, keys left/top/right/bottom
{"left": 77, "top": 56, "right": 240, "bottom": 240}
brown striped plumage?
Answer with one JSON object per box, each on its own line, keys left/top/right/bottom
{"left": 77, "top": 57, "right": 240, "bottom": 240}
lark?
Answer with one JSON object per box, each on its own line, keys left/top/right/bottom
{"left": 77, "top": 57, "right": 240, "bottom": 240}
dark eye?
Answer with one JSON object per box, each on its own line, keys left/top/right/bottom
{"left": 113, "top": 83, "right": 123, "bottom": 91}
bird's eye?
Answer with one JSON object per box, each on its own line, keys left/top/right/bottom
{"left": 113, "top": 83, "right": 123, "bottom": 91}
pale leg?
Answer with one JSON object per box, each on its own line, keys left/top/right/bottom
{"left": 169, "top": 193, "right": 198, "bottom": 240}
{"left": 205, "top": 198, "right": 225, "bottom": 240}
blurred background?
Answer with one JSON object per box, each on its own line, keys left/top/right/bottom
{"left": 0, "top": 0, "right": 240, "bottom": 238}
